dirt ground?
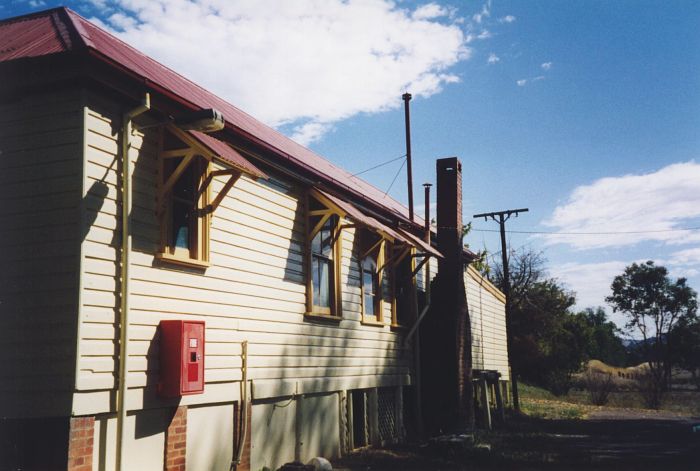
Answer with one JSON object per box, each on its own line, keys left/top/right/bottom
{"left": 334, "top": 410, "right": 700, "bottom": 471}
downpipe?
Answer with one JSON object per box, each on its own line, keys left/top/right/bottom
{"left": 231, "top": 341, "right": 249, "bottom": 471}
{"left": 116, "top": 94, "right": 150, "bottom": 471}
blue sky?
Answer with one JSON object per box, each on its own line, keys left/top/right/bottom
{"left": 4, "top": 0, "right": 700, "bottom": 330}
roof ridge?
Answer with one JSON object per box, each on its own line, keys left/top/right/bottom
{"left": 62, "top": 7, "right": 94, "bottom": 48}
{"left": 0, "top": 6, "right": 415, "bottom": 225}
{"left": 0, "top": 6, "right": 66, "bottom": 25}
{"left": 60, "top": 9, "right": 409, "bottom": 214}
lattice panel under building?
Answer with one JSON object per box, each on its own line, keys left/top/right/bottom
{"left": 377, "top": 387, "right": 397, "bottom": 443}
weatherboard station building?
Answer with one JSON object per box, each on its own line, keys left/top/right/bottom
{"left": 0, "top": 7, "right": 509, "bottom": 471}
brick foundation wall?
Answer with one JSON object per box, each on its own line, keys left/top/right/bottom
{"left": 164, "top": 406, "right": 187, "bottom": 471}
{"left": 67, "top": 416, "right": 94, "bottom": 471}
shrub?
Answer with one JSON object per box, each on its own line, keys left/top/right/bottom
{"left": 583, "top": 370, "right": 615, "bottom": 405}
{"left": 545, "top": 371, "right": 572, "bottom": 396}
{"left": 638, "top": 373, "right": 664, "bottom": 409}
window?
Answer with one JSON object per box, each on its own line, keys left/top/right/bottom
{"left": 362, "top": 256, "right": 378, "bottom": 318}
{"left": 157, "top": 128, "right": 211, "bottom": 267}
{"left": 359, "top": 229, "right": 383, "bottom": 324}
{"left": 391, "top": 246, "right": 415, "bottom": 327}
{"left": 307, "top": 194, "right": 340, "bottom": 317}
{"left": 310, "top": 215, "right": 336, "bottom": 313}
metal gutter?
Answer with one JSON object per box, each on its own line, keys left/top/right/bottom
{"left": 81, "top": 48, "right": 424, "bottom": 234}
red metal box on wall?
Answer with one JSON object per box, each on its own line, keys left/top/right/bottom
{"left": 158, "top": 320, "right": 205, "bottom": 397}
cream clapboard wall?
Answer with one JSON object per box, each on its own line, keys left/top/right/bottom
{"left": 73, "top": 91, "right": 411, "bottom": 415}
{"left": 464, "top": 266, "right": 509, "bottom": 380}
{"left": 0, "top": 88, "right": 83, "bottom": 417}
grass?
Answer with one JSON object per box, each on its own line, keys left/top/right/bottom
{"left": 518, "top": 383, "right": 589, "bottom": 419}
{"left": 518, "top": 382, "right": 700, "bottom": 418}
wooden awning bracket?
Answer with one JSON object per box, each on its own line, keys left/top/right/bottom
{"left": 308, "top": 212, "right": 332, "bottom": 242}
{"left": 202, "top": 171, "right": 241, "bottom": 215}
{"left": 411, "top": 256, "right": 430, "bottom": 278}
{"left": 361, "top": 238, "right": 383, "bottom": 260}
{"left": 379, "top": 246, "right": 411, "bottom": 273}
{"left": 156, "top": 152, "right": 195, "bottom": 215}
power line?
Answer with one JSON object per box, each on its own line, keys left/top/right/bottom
{"left": 471, "top": 226, "right": 700, "bottom": 235}
{"left": 383, "top": 158, "right": 407, "bottom": 198}
{"left": 350, "top": 154, "right": 406, "bottom": 177}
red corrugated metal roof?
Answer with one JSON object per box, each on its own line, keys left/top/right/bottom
{"left": 188, "top": 130, "right": 267, "bottom": 180}
{"left": 0, "top": 11, "right": 70, "bottom": 61}
{"left": 0, "top": 7, "right": 422, "bottom": 229}
{"left": 316, "top": 188, "right": 409, "bottom": 242}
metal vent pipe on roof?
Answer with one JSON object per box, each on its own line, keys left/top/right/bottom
{"left": 403, "top": 93, "right": 414, "bottom": 222}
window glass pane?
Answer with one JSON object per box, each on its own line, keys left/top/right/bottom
{"left": 320, "top": 225, "right": 332, "bottom": 257}
{"left": 312, "top": 257, "right": 320, "bottom": 306}
{"left": 172, "top": 200, "right": 190, "bottom": 249}
{"left": 311, "top": 218, "right": 334, "bottom": 257}
{"left": 364, "top": 293, "right": 375, "bottom": 316}
{"left": 311, "top": 228, "right": 321, "bottom": 254}
{"left": 312, "top": 256, "right": 332, "bottom": 309}
{"left": 395, "top": 255, "right": 411, "bottom": 324}
{"left": 318, "top": 258, "right": 331, "bottom": 307}
{"left": 362, "top": 270, "right": 374, "bottom": 295}
{"left": 173, "top": 160, "right": 195, "bottom": 201}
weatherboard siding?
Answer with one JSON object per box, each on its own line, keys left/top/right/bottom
{"left": 465, "top": 266, "right": 509, "bottom": 380}
{"left": 74, "top": 91, "right": 411, "bottom": 414}
{"left": 0, "top": 88, "right": 83, "bottom": 417}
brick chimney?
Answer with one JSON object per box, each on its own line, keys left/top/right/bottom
{"left": 419, "top": 157, "right": 473, "bottom": 434}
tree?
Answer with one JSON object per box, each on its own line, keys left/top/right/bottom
{"left": 576, "top": 307, "right": 627, "bottom": 367}
{"left": 668, "top": 317, "right": 700, "bottom": 390}
{"left": 490, "top": 248, "right": 589, "bottom": 395}
{"left": 606, "top": 261, "right": 698, "bottom": 408}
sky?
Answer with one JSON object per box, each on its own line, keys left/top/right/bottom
{"left": 4, "top": 0, "right": 700, "bottom": 332}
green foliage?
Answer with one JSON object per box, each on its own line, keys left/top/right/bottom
{"left": 668, "top": 317, "right": 700, "bottom": 389}
{"left": 606, "top": 261, "right": 698, "bottom": 407}
{"left": 575, "top": 307, "right": 627, "bottom": 367}
{"left": 606, "top": 261, "right": 697, "bottom": 339}
{"left": 490, "top": 248, "right": 587, "bottom": 394}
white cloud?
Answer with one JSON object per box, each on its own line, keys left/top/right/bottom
{"left": 550, "top": 260, "right": 629, "bottom": 313}
{"left": 477, "top": 29, "right": 492, "bottom": 40}
{"left": 472, "top": 1, "right": 491, "bottom": 23}
{"left": 532, "top": 75, "right": 545, "bottom": 81}
{"left": 28, "top": 0, "right": 47, "bottom": 7}
{"left": 487, "top": 53, "right": 500, "bottom": 64}
{"left": 95, "top": 0, "right": 472, "bottom": 145}
{"left": 499, "top": 15, "right": 516, "bottom": 23}
{"left": 541, "top": 61, "right": 552, "bottom": 70}
{"left": 290, "top": 121, "right": 333, "bottom": 146}
{"left": 667, "top": 247, "right": 700, "bottom": 279}
{"left": 516, "top": 79, "right": 527, "bottom": 86}
{"left": 543, "top": 161, "right": 700, "bottom": 249}
{"left": 412, "top": 3, "right": 453, "bottom": 20}
{"left": 669, "top": 247, "right": 700, "bottom": 266}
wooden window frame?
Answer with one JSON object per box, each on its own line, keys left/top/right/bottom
{"left": 156, "top": 127, "right": 212, "bottom": 269}
{"left": 359, "top": 229, "right": 385, "bottom": 326}
{"left": 390, "top": 245, "right": 416, "bottom": 328}
{"left": 305, "top": 193, "right": 343, "bottom": 319}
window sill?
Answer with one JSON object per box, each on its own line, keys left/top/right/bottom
{"left": 360, "top": 319, "right": 385, "bottom": 327}
{"left": 156, "top": 252, "right": 210, "bottom": 270}
{"left": 304, "top": 312, "right": 342, "bottom": 323}
{"left": 390, "top": 324, "right": 407, "bottom": 332}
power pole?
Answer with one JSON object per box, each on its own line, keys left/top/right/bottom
{"left": 402, "top": 92, "right": 414, "bottom": 221}
{"left": 473, "top": 208, "right": 528, "bottom": 412}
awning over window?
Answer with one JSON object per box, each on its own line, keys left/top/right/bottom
{"left": 188, "top": 130, "right": 268, "bottom": 180}
{"left": 312, "top": 188, "right": 443, "bottom": 258}
{"left": 396, "top": 227, "right": 443, "bottom": 259}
